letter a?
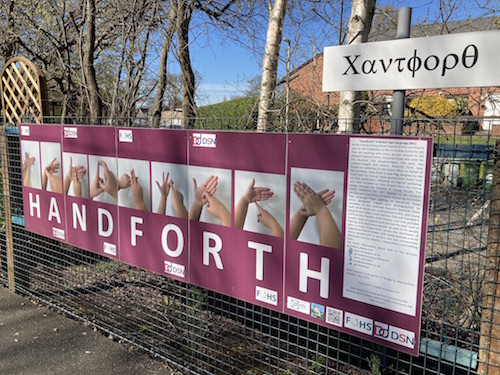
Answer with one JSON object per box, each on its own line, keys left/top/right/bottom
{"left": 48, "top": 197, "right": 61, "bottom": 224}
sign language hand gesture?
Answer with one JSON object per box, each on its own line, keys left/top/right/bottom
{"left": 244, "top": 178, "right": 273, "bottom": 203}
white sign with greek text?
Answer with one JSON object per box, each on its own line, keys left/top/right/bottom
{"left": 323, "top": 30, "right": 500, "bottom": 91}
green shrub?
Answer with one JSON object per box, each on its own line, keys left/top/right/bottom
{"left": 196, "top": 96, "right": 258, "bottom": 130}
{"left": 409, "top": 96, "right": 457, "bottom": 118}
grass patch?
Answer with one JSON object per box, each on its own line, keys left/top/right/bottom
{"left": 435, "top": 135, "right": 497, "bottom": 145}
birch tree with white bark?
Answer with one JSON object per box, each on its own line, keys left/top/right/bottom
{"left": 257, "top": 0, "right": 288, "bottom": 132}
{"left": 337, "top": 0, "right": 376, "bottom": 133}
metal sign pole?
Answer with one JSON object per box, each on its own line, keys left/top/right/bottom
{"left": 391, "top": 7, "right": 412, "bottom": 135}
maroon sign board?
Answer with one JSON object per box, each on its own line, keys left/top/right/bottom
{"left": 19, "top": 124, "right": 432, "bottom": 355}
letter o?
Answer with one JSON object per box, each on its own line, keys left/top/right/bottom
{"left": 161, "top": 224, "right": 184, "bottom": 257}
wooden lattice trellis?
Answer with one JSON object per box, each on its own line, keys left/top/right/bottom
{"left": 0, "top": 57, "right": 48, "bottom": 125}
{"left": 0, "top": 57, "right": 49, "bottom": 292}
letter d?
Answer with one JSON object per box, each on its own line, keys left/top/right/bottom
{"left": 98, "top": 208, "right": 113, "bottom": 237}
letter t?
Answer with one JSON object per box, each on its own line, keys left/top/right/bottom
{"left": 248, "top": 241, "right": 272, "bottom": 281}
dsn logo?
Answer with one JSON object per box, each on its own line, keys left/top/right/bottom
{"left": 52, "top": 227, "right": 65, "bottom": 240}
{"left": 164, "top": 261, "right": 185, "bottom": 278}
{"left": 192, "top": 133, "right": 216, "bottom": 148}
{"left": 63, "top": 127, "right": 78, "bottom": 138}
{"left": 255, "top": 286, "right": 278, "bottom": 306}
{"left": 374, "top": 322, "right": 415, "bottom": 349}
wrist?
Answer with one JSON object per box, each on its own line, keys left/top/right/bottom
{"left": 316, "top": 205, "right": 329, "bottom": 216}
{"left": 239, "top": 195, "right": 251, "bottom": 205}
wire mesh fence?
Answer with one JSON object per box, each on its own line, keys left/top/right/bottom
{"left": 1, "top": 117, "right": 499, "bottom": 374}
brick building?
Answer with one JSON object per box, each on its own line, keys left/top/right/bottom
{"left": 284, "top": 17, "right": 500, "bottom": 134}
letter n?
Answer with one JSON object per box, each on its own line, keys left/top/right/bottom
{"left": 72, "top": 202, "right": 87, "bottom": 231}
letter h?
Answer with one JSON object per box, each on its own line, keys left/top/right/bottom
{"left": 299, "top": 253, "right": 330, "bottom": 299}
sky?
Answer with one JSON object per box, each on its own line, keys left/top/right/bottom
{"left": 193, "top": 39, "right": 258, "bottom": 105}
{"left": 172, "top": 0, "right": 498, "bottom": 106}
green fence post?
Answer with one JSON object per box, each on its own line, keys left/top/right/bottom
{"left": 0, "top": 126, "right": 15, "bottom": 291}
{"left": 479, "top": 139, "right": 500, "bottom": 374}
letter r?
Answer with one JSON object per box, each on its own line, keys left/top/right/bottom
{"left": 203, "top": 231, "right": 223, "bottom": 270}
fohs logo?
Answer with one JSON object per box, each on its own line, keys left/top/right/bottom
{"left": 192, "top": 133, "right": 216, "bottom": 148}
{"left": 374, "top": 322, "right": 415, "bottom": 349}
{"left": 164, "top": 261, "right": 185, "bottom": 278}
{"left": 344, "top": 312, "right": 373, "bottom": 334}
{"left": 64, "top": 127, "right": 78, "bottom": 138}
{"left": 20, "top": 126, "right": 30, "bottom": 136}
{"left": 287, "top": 296, "right": 310, "bottom": 315}
{"left": 119, "top": 129, "right": 133, "bottom": 143}
{"left": 255, "top": 286, "right": 278, "bottom": 306}
{"left": 52, "top": 227, "right": 65, "bottom": 240}
{"left": 103, "top": 242, "right": 117, "bottom": 257}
